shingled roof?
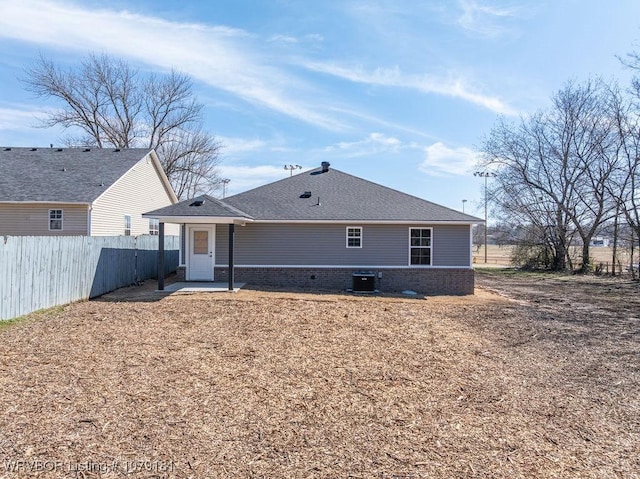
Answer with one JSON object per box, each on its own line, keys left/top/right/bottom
{"left": 222, "top": 166, "right": 481, "bottom": 223}
{"left": 0, "top": 147, "right": 154, "bottom": 203}
{"left": 144, "top": 194, "right": 253, "bottom": 219}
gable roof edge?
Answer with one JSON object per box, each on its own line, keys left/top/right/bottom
{"left": 91, "top": 149, "right": 177, "bottom": 206}
{"left": 149, "top": 150, "right": 178, "bottom": 204}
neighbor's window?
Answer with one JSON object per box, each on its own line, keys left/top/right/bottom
{"left": 124, "top": 214, "right": 131, "bottom": 236}
{"left": 149, "top": 218, "right": 159, "bottom": 235}
{"left": 49, "top": 209, "right": 63, "bottom": 230}
{"left": 346, "top": 227, "right": 362, "bottom": 248}
{"left": 410, "top": 228, "right": 432, "bottom": 265}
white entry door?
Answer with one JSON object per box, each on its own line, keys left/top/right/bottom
{"left": 188, "top": 226, "right": 214, "bottom": 281}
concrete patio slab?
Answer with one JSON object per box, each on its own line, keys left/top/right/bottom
{"left": 160, "top": 282, "right": 245, "bottom": 293}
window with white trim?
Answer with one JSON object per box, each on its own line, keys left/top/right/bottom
{"left": 49, "top": 209, "right": 63, "bottom": 231}
{"left": 149, "top": 218, "right": 159, "bottom": 235}
{"left": 409, "top": 227, "right": 432, "bottom": 265}
{"left": 346, "top": 227, "right": 362, "bottom": 248}
{"left": 124, "top": 214, "right": 132, "bottom": 236}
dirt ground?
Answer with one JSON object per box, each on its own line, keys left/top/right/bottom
{"left": 0, "top": 273, "right": 638, "bottom": 478}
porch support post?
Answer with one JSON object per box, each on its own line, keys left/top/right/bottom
{"left": 228, "top": 223, "right": 235, "bottom": 291}
{"left": 158, "top": 222, "right": 165, "bottom": 291}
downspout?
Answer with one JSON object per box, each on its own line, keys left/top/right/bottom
{"left": 87, "top": 205, "right": 92, "bottom": 235}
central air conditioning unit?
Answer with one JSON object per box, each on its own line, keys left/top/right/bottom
{"left": 352, "top": 271, "right": 376, "bottom": 292}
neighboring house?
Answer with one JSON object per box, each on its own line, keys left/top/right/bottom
{"left": 144, "top": 162, "right": 483, "bottom": 295}
{"left": 0, "top": 147, "right": 179, "bottom": 236}
{"left": 589, "top": 237, "right": 610, "bottom": 247}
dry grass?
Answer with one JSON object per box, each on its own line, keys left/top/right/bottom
{"left": 474, "top": 244, "right": 639, "bottom": 269}
{"left": 0, "top": 276, "right": 638, "bottom": 478}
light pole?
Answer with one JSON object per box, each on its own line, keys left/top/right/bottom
{"left": 221, "top": 178, "right": 230, "bottom": 198}
{"left": 462, "top": 199, "right": 467, "bottom": 213}
{"left": 474, "top": 171, "right": 497, "bottom": 264}
{"left": 284, "top": 164, "right": 302, "bottom": 176}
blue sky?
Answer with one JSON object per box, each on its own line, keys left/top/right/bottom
{"left": 1, "top": 1, "right": 639, "bottom": 216}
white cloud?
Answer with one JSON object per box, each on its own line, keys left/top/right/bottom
{"left": 325, "top": 132, "right": 402, "bottom": 157}
{"left": 269, "top": 34, "right": 299, "bottom": 44}
{"left": 0, "top": 0, "right": 344, "bottom": 130}
{"left": 304, "top": 62, "right": 517, "bottom": 115}
{"left": 219, "top": 164, "right": 306, "bottom": 194}
{"left": 420, "top": 142, "right": 479, "bottom": 176}
{"left": 457, "top": 0, "right": 519, "bottom": 38}
{"left": 268, "top": 33, "right": 324, "bottom": 44}
{"left": 0, "top": 106, "right": 46, "bottom": 130}
{"left": 219, "top": 137, "right": 268, "bottom": 155}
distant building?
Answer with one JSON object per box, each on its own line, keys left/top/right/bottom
{"left": 589, "top": 237, "right": 610, "bottom": 247}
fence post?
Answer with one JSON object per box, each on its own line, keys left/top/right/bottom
{"left": 228, "top": 223, "right": 235, "bottom": 291}
{"left": 158, "top": 223, "right": 165, "bottom": 291}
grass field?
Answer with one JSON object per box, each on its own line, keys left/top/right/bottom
{"left": 473, "top": 244, "right": 638, "bottom": 271}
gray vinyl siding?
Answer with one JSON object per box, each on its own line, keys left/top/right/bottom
{"left": 0, "top": 203, "right": 88, "bottom": 236}
{"left": 91, "top": 154, "right": 179, "bottom": 236}
{"left": 214, "top": 223, "right": 471, "bottom": 267}
{"left": 432, "top": 224, "right": 471, "bottom": 267}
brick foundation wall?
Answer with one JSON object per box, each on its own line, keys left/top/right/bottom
{"left": 175, "top": 266, "right": 186, "bottom": 282}
{"left": 214, "top": 267, "right": 474, "bottom": 295}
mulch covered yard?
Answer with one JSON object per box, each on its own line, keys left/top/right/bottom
{"left": 0, "top": 273, "right": 638, "bottom": 478}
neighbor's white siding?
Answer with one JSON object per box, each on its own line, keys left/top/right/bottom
{"left": 0, "top": 203, "right": 89, "bottom": 236}
{"left": 90, "top": 154, "right": 179, "bottom": 236}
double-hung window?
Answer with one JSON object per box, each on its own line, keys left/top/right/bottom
{"left": 49, "top": 209, "right": 63, "bottom": 231}
{"left": 346, "top": 227, "right": 362, "bottom": 248}
{"left": 124, "top": 215, "right": 132, "bottom": 236}
{"left": 409, "top": 228, "right": 432, "bottom": 265}
{"left": 149, "top": 218, "right": 159, "bottom": 235}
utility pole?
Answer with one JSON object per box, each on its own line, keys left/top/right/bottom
{"left": 474, "top": 171, "right": 497, "bottom": 264}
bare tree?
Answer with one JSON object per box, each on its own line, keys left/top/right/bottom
{"left": 481, "top": 79, "right": 619, "bottom": 272}
{"left": 22, "top": 53, "right": 221, "bottom": 199}
{"left": 553, "top": 79, "right": 619, "bottom": 272}
{"left": 481, "top": 112, "right": 574, "bottom": 270}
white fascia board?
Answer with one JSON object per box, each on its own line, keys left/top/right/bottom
{"left": 141, "top": 215, "right": 254, "bottom": 224}
{"left": 253, "top": 219, "right": 483, "bottom": 225}
{"left": 149, "top": 150, "right": 179, "bottom": 203}
{"left": 0, "top": 201, "right": 91, "bottom": 205}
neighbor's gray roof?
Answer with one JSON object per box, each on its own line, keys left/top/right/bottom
{"left": 222, "top": 166, "right": 482, "bottom": 222}
{"left": 0, "top": 147, "right": 153, "bottom": 203}
{"left": 144, "top": 194, "right": 253, "bottom": 219}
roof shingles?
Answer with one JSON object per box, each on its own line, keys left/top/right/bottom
{"left": 223, "top": 167, "right": 481, "bottom": 222}
{"left": 144, "top": 194, "right": 253, "bottom": 218}
{"left": 0, "top": 147, "right": 152, "bottom": 203}
{"left": 144, "top": 166, "right": 481, "bottom": 223}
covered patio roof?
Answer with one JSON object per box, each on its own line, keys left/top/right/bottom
{"left": 143, "top": 194, "right": 249, "bottom": 292}
{"left": 143, "top": 194, "right": 254, "bottom": 224}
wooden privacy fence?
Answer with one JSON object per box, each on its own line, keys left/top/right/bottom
{"left": 0, "top": 235, "right": 179, "bottom": 321}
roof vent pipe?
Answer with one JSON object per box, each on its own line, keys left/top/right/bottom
{"left": 321, "top": 161, "right": 330, "bottom": 173}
